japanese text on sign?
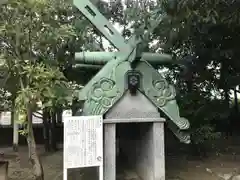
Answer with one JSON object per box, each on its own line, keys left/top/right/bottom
{"left": 63, "top": 115, "right": 103, "bottom": 169}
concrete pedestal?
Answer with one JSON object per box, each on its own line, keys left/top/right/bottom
{"left": 104, "top": 123, "right": 116, "bottom": 180}
{"left": 103, "top": 91, "right": 166, "bottom": 180}
{"left": 0, "top": 161, "right": 8, "bottom": 180}
{"left": 103, "top": 119, "right": 165, "bottom": 180}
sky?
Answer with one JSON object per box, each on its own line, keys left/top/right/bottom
{"left": 97, "top": 0, "right": 124, "bottom": 50}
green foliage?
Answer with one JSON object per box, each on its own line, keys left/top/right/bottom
{"left": 176, "top": 90, "right": 221, "bottom": 143}
{"left": 150, "top": 0, "right": 240, "bottom": 145}
{"left": 0, "top": 0, "right": 81, "bottom": 136}
{"left": 0, "top": 0, "right": 240, "bottom": 150}
{"left": 0, "top": 0, "right": 77, "bottom": 63}
{"left": 14, "top": 61, "right": 73, "bottom": 128}
{"left": 0, "top": 88, "right": 12, "bottom": 111}
{"left": 18, "top": 61, "right": 72, "bottom": 108}
{"left": 191, "top": 125, "right": 221, "bottom": 145}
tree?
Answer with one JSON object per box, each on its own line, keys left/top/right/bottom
{"left": 100, "top": 0, "right": 240, "bottom": 146}
{"left": 155, "top": 0, "right": 240, "bottom": 146}
{"left": 0, "top": 0, "right": 78, "bottom": 179}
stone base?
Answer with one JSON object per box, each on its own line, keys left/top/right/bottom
{"left": 104, "top": 120, "right": 165, "bottom": 180}
{"left": 0, "top": 161, "right": 8, "bottom": 180}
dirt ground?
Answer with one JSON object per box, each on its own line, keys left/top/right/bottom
{"left": 1, "top": 137, "right": 240, "bottom": 180}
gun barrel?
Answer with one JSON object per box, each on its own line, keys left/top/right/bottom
{"left": 75, "top": 52, "right": 172, "bottom": 65}
{"left": 73, "top": 64, "right": 103, "bottom": 69}
{"left": 75, "top": 52, "right": 116, "bottom": 65}
{"left": 141, "top": 53, "right": 172, "bottom": 64}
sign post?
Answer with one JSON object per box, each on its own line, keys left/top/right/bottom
{"left": 63, "top": 115, "right": 103, "bottom": 180}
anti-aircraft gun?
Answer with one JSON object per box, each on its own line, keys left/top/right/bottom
{"left": 73, "top": 0, "right": 190, "bottom": 144}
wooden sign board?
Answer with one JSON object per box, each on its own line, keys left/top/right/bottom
{"left": 63, "top": 115, "right": 103, "bottom": 180}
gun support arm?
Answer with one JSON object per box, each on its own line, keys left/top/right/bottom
{"left": 73, "top": 0, "right": 131, "bottom": 52}
{"left": 142, "top": 53, "right": 172, "bottom": 64}
{"left": 75, "top": 52, "right": 172, "bottom": 65}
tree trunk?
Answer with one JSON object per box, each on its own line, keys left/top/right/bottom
{"left": 186, "top": 79, "right": 193, "bottom": 93}
{"left": 224, "top": 90, "right": 230, "bottom": 107}
{"left": 72, "top": 99, "right": 78, "bottom": 115}
{"left": 12, "top": 98, "right": 19, "bottom": 152}
{"left": 42, "top": 109, "right": 50, "bottom": 152}
{"left": 234, "top": 86, "right": 239, "bottom": 114}
{"left": 56, "top": 107, "right": 62, "bottom": 124}
{"left": 50, "top": 110, "right": 57, "bottom": 152}
{"left": 26, "top": 106, "right": 44, "bottom": 180}
{"left": 13, "top": 116, "right": 19, "bottom": 152}
{"left": 220, "top": 61, "right": 230, "bottom": 107}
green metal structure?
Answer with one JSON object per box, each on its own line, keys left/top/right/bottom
{"left": 73, "top": 0, "right": 190, "bottom": 143}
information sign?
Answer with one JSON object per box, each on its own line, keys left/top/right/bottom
{"left": 63, "top": 115, "right": 103, "bottom": 180}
